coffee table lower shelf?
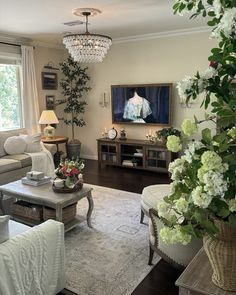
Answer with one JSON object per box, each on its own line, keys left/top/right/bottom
{"left": 12, "top": 214, "right": 86, "bottom": 232}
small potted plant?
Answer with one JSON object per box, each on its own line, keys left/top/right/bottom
{"left": 131, "top": 158, "right": 138, "bottom": 167}
{"left": 156, "top": 127, "right": 181, "bottom": 143}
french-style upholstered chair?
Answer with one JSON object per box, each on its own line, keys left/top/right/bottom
{"left": 141, "top": 184, "right": 202, "bottom": 269}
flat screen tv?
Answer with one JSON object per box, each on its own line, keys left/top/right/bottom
{"left": 111, "top": 83, "right": 172, "bottom": 125}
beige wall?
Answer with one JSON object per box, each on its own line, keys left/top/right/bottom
{"left": 34, "top": 46, "right": 67, "bottom": 137}
{"left": 70, "top": 32, "right": 216, "bottom": 159}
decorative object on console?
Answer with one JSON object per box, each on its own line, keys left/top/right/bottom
{"left": 111, "top": 84, "right": 172, "bottom": 125}
{"left": 158, "top": 0, "right": 236, "bottom": 291}
{"left": 39, "top": 110, "right": 59, "bottom": 138}
{"left": 63, "top": 8, "right": 112, "bottom": 63}
{"left": 119, "top": 128, "right": 127, "bottom": 140}
{"left": 54, "top": 159, "right": 85, "bottom": 192}
{"left": 58, "top": 56, "right": 91, "bottom": 160}
{"left": 108, "top": 127, "right": 118, "bottom": 140}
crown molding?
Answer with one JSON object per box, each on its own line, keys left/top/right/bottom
{"left": 32, "top": 40, "right": 65, "bottom": 50}
{"left": 22, "top": 26, "right": 210, "bottom": 49}
{"left": 113, "top": 26, "right": 210, "bottom": 44}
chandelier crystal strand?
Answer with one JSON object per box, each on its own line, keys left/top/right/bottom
{"left": 63, "top": 9, "right": 112, "bottom": 63}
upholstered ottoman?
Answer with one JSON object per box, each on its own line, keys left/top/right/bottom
{"left": 140, "top": 184, "right": 170, "bottom": 223}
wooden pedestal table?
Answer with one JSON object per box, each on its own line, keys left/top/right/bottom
{"left": 0, "top": 180, "right": 94, "bottom": 232}
{"left": 42, "top": 136, "right": 69, "bottom": 166}
{"left": 176, "top": 248, "right": 236, "bottom": 295}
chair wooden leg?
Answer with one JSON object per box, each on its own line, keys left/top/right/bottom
{"left": 140, "top": 209, "right": 145, "bottom": 224}
{"left": 148, "top": 245, "right": 154, "bottom": 265}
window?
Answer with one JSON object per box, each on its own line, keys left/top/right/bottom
{"left": 0, "top": 63, "right": 22, "bottom": 130}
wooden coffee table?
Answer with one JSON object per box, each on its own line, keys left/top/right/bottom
{"left": 0, "top": 180, "right": 94, "bottom": 232}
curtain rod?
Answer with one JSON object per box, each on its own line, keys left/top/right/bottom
{"left": 0, "top": 41, "right": 35, "bottom": 49}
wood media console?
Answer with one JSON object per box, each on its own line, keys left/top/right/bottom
{"left": 97, "top": 138, "right": 175, "bottom": 173}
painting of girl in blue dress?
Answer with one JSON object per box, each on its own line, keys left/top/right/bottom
{"left": 111, "top": 84, "right": 171, "bottom": 125}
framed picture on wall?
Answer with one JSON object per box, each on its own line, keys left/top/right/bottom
{"left": 46, "top": 95, "right": 55, "bottom": 110}
{"left": 42, "top": 72, "right": 58, "bottom": 90}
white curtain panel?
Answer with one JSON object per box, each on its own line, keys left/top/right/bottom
{"left": 21, "top": 45, "right": 41, "bottom": 135}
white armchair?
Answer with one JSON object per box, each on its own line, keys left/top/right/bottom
{"left": 141, "top": 184, "right": 202, "bottom": 269}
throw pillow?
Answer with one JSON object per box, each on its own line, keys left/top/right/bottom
{"left": 20, "top": 133, "right": 42, "bottom": 153}
{"left": 0, "top": 215, "right": 10, "bottom": 243}
{"left": 4, "top": 136, "right": 27, "bottom": 155}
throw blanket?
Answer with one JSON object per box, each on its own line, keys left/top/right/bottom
{"left": 0, "top": 220, "right": 65, "bottom": 295}
{"left": 26, "top": 142, "right": 55, "bottom": 178}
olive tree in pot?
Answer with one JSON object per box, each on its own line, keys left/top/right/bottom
{"left": 58, "top": 56, "right": 91, "bottom": 160}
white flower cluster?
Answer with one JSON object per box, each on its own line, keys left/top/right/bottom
{"left": 228, "top": 198, "right": 236, "bottom": 212}
{"left": 191, "top": 186, "right": 212, "bottom": 209}
{"left": 182, "top": 141, "right": 205, "bottom": 163}
{"left": 160, "top": 226, "right": 192, "bottom": 245}
{"left": 202, "top": 170, "right": 228, "bottom": 197}
{"left": 176, "top": 76, "right": 193, "bottom": 101}
{"left": 157, "top": 202, "right": 177, "bottom": 223}
{"left": 211, "top": 8, "right": 236, "bottom": 40}
{"left": 212, "top": 0, "right": 222, "bottom": 18}
{"left": 169, "top": 158, "right": 187, "bottom": 181}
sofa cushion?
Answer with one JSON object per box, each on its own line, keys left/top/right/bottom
{"left": 0, "top": 159, "right": 22, "bottom": 174}
{"left": 0, "top": 215, "right": 10, "bottom": 243}
{"left": 0, "top": 129, "right": 27, "bottom": 157}
{"left": 20, "top": 133, "right": 42, "bottom": 153}
{"left": 141, "top": 184, "right": 170, "bottom": 209}
{"left": 2, "top": 154, "right": 32, "bottom": 168}
{"left": 4, "top": 136, "right": 27, "bottom": 155}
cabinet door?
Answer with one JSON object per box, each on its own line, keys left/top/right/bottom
{"left": 145, "top": 147, "right": 170, "bottom": 172}
{"left": 100, "top": 144, "right": 117, "bottom": 164}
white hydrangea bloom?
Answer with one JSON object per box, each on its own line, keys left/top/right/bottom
{"left": 192, "top": 186, "right": 213, "bottom": 209}
{"left": 157, "top": 201, "right": 177, "bottom": 223}
{"left": 228, "top": 198, "right": 236, "bottom": 213}
{"left": 176, "top": 76, "right": 193, "bottom": 101}
{"left": 212, "top": 8, "right": 236, "bottom": 39}
{"left": 201, "top": 67, "right": 217, "bottom": 80}
{"left": 201, "top": 151, "right": 228, "bottom": 172}
{"left": 212, "top": 0, "right": 222, "bottom": 18}
{"left": 182, "top": 141, "right": 205, "bottom": 163}
{"left": 175, "top": 197, "right": 189, "bottom": 213}
{"left": 160, "top": 226, "right": 192, "bottom": 245}
{"left": 202, "top": 170, "right": 228, "bottom": 197}
{"left": 169, "top": 158, "right": 187, "bottom": 181}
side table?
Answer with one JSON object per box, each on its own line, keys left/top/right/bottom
{"left": 42, "top": 136, "right": 69, "bottom": 166}
{"left": 176, "top": 248, "right": 236, "bottom": 295}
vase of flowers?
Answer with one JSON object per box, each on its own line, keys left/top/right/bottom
{"left": 54, "top": 159, "right": 85, "bottom": 192}
{"left": 158, "top": 0, "right": 236, "bottom": 291}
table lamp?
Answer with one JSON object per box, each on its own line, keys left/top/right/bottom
{"left": 39, "top": 110, "right": 59, "bottom": 138}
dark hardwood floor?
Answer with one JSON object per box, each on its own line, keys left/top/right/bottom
{"left": 60, "top": 159, "right": 182, "bottom": 295}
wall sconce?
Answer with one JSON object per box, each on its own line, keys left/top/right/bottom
{"left": 99, "top": 93, "right": 109, "bottom": 108}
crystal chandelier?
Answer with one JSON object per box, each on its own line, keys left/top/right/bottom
{"left": 63, "top": 8, "right": 112, "bottom": 63}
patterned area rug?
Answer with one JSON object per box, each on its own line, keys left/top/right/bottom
{"left": 65, "top": 184, "right": 160, "bottom": 295}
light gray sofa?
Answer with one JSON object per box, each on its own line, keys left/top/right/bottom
{"left": 0, "top": 128, "right": 56, "bottom": 185}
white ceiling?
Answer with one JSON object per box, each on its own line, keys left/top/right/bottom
{"left": 0, "top": 0, "right": 208, "bottom": 46}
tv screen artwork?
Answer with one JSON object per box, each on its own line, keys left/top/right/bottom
{"left": 111, "top": 84, "right": 172, "bottom": 125}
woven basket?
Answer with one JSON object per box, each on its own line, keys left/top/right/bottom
{"left": 203, "top": 219, "right": 236, "bottom": 291}
{"left": 43, "top": 203, "right": 76, "bottom": 224}
{"left": 12, "top": 200, "right": 43, "bottom": 221}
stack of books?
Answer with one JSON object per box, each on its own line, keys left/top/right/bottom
{"left": 21, "top": 176, "right": 51, "bottom": 186}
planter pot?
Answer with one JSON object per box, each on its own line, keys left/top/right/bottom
{"left": 203, "top": 219, "right": 236, "bottom": 291}
{"left": 67, "top": 139, "right": 81, "bottom": 160}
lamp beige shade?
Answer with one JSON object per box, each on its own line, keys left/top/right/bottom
{"left": 39, "top": 110, "right": 59, "bottom": 125}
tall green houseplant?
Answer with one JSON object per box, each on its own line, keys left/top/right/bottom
{"left": 58, "top": 56, "right": 91, "bottom": 159}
